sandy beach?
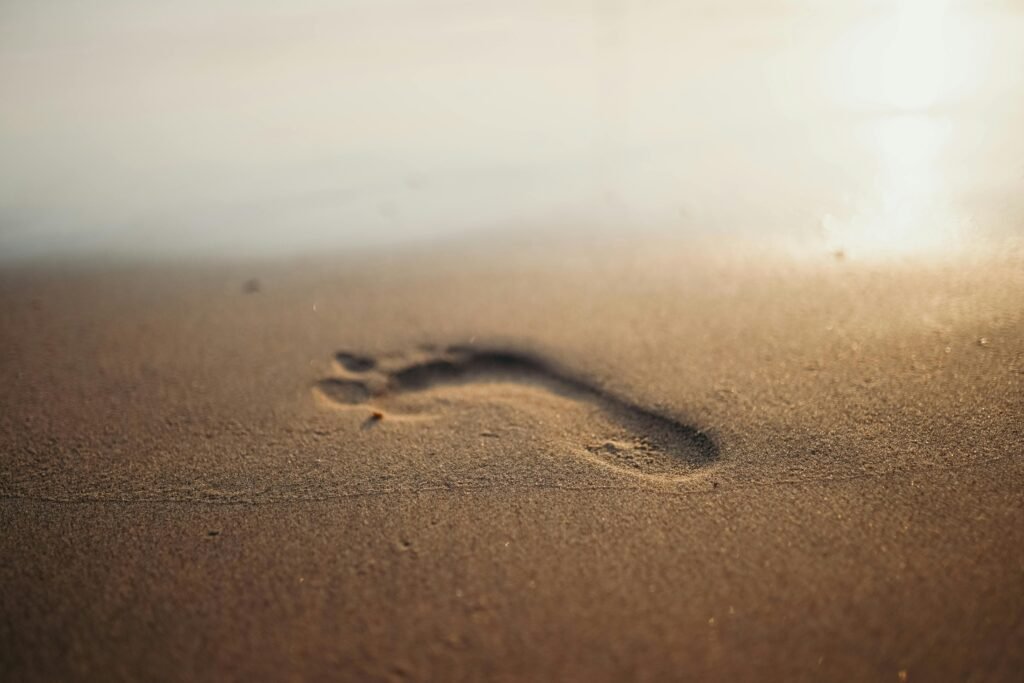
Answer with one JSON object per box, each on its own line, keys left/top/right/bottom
{"left": 3, "top": 0, "right": 1024, "bottom": 679}
{"left": 2, "top": 236, "right": 1022, "bottom": 680}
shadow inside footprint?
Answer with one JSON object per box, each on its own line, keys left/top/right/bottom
{"left": 317, "top": 378, "right": 371, "bottom": 404}
{"left": 315, "top": 345, "right": 718, "bottom": 478}
{"left": 335, "top": 352, "right": 377, "bottom": 372}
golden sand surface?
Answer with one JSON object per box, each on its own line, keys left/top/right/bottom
{"left": 2, "top": 237, "right": 1021, "bottom": 680}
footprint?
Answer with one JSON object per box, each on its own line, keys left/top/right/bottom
{"left": 315, "top": 345, "right": 718, "bottom": 479}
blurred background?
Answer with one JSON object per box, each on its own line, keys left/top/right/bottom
{"left": 2, "top": 0, "right": 1022, "bottom": 261}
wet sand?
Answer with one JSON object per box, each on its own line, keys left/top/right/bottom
{"left": 2, "top": 236, "right": 1022, "bottom": 680}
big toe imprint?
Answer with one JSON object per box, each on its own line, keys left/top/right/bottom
{"left": 315, "top": 345, "right": 718, "bottom": 479}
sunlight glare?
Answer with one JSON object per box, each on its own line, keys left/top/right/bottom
{"left": 829, "top": 0, "right": 981, "bottom": 112}
{"left": 822, "top": 116, "right": 963, "bottom": 258}
{"left": 820, "top": 0, "right": 984, "bottom": 257}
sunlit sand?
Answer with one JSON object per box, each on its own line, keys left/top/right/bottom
{"left": 2, "top": 2, "right": 1022, "bottom": 680}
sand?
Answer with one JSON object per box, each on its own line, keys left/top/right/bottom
{"left": 1, "top": 236, "right": 1023, "bottom": 681}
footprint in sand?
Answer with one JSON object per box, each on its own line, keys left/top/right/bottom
{"left": 315, "top": 345, "right": 718, "bottom": 479}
